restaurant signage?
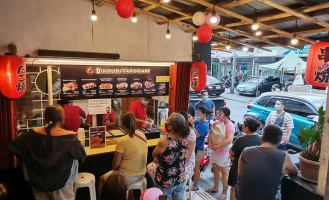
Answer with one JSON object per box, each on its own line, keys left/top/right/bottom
{"left": 61, "top": 65, "right": 170, "bottom": 100}
{"left": 89, "top": 126, "right": 106, "bottom": 149}
{"left": 305, "top": 42, "right": 329, "bottom": 88}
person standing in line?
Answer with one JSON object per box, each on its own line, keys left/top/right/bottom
{"left": 242, "top": 71, "right": 247, "bottom": 82}
{"left": 236, "top": 124, "right": 298, "bottom": 200}
{"left": 265, "top": 100, "right": 294, "bottom": 150}
{"left": 207, "top": 107, "right": 234, "bottom": 200}
{"left": 194, "top": 91, "right": 215, "bottom": 121}
{"left": 152, "top": 113, "right": 189, "bottom": 200}
{"left": 228, "top": 117, "right": 261, "bottom": 200}
{"left": 188, "top": 98, "right": 196, "bottom": 120}
{"left": 58, "top": 100, "right": 86, "bottom": 132}
{"left": 191, "top": 107, "right": 211, "bottom": 191}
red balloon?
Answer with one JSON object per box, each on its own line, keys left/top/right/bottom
{"left": 191, "top": 61, "right": 207, "bottom": 92}
{"left": 0, "top": 55, "right": 26, "bottom": 99}
{"left": 305, "top": 42, "right": 329, "bottom": 88}
{"left": 116, "top": 0, "right": 135, "bottom": 18}
{"left": 197, "top": 23, "right": 212, "bottom": 43}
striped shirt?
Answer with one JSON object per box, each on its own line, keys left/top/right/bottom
{"left": 266, "top": 111, "right": 294, "bottom": 143}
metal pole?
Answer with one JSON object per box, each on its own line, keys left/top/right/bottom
{"left": 230, "top": 49, "right": 236, "bottom": 93}
{"left": 252, "top": 58, "right": 255, "bottom": 77}
{"left": 47, "top": 66, "right": 53, "bottom": 106}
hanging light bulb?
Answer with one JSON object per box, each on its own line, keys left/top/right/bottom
{"left": 165, "top": 19, "right": 171, "bottom": 39}
{"left": 255, "top": 30, "right": 262, "bottom": 36}
{"left": 166, "top": 30, "right": 171, "bottom": 39}
{"left": 131, "top": 12, "right": 137, "bottom": 23}
{"left": 243, "top": 47, "right": 248, "bottom": 52}
{"left": 192, "top": 33, "right": 198, "bottom": 41}
{"left": 163, "top": 0, "right": 170, "bottom": 2}
{"left": 210, "top": 10, "right": 218, "bottom": 24}
{"left": 91, "top": 0, "right": 97, "bottom": 21}
{"left": 291, "top": 34, "right": 298, "bottom": 45}
{"left": 226, "top": 44, "right": 231, "bottom": 50}
{"left": 252, "top": 19, "right": 259, "bottom": 30}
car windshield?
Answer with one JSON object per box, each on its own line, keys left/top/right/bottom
{"left": 207, "top": 76, "right": 220, "bottom": 84}
{"left": 247, "top": 77, "right": 264, "bottom": 84}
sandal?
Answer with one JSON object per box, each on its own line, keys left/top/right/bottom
{"left": 206, "top": 188, "right": 219, "bottom": 193}
{"left": 217, "top": 194, "right": 227, "bottom": 200}
{"left": 191, "top": 185, "right": 199, "bottom": 191}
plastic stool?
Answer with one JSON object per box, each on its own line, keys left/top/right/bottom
{"left": 74, "top": 172, "right": 96, "bottom": 200}
{"left": 128, "top": 177, "right": 147, "bottom": 193}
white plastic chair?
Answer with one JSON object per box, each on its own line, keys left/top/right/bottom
{"left": 74, "top": 172, "right": 96, "bottom": 200}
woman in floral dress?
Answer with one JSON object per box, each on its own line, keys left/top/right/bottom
{"left": 152, "top": 113, "right": 190, "bottom": 200}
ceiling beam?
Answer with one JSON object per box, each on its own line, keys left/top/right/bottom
{"left": 236, "top": 27, "right": 329, "bottom": 41}
{"left": 138, "top": 0, "right": 192, "bottom": 18}
{"left": 256, "top": 0, "right": 329, "bottom": 28}
{"left": 190, "top": 0, "right": 315, "bottom": 44}
{"left": 142, "top": 4, "right": 157, "bottom": 11}
{"left": 221, "top": 0, "right": 255, "bottom": 9}
{"left": 96, "top": 0, "right": 106, "bottom": 7}
{"left": 225, "top": 2, "right": 329, "bottom": 28}
{"left": 214, "top": 25, "right": 295, "bottom": 50}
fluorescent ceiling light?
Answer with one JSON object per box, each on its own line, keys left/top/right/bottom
{"left": 37, "top": 59, "right": 174, "bottom": 66}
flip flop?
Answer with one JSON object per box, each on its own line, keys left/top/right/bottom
{"left": 217, "top": 194, "right": 227, "bottom": 200}
{"left": 205, "top": 188, "right": 219, "bottom": 193}
{"left": 191, "top": 185, "right": 199, "bottom": 191}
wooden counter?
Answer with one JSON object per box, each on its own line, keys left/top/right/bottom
{"left": 84, "top": 138, "right": 160, "bottom": 156}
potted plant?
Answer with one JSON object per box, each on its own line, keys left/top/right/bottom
{"left": 297, "top": 106, "right": 325, "bottom": 182}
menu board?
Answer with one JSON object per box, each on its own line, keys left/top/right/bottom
{"left": 89, "top": 126, "right": 106, "bottom": 149}
{"left": 61, "top": 65, "right": 170, "bottom": 100}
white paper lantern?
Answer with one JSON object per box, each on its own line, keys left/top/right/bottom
{"left": 192, "top": 12, "right": 206, "bottom": 26}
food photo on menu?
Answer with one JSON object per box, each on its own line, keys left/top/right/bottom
{"left": 144, "top": 80, "right": 155, "bottom": 88}
{"left": 131, "top": 82, "right": 142, "bottom": 90}
{"left": 99, "top": 83, "right": 113, "bottom": 89}
{"left": 82, "top": 82, "right": 97, "bottom": 90}
{"left": 62, "top": 82, "right": 78, "bottom": 92}
{"left": 116, "top": 82, "right": 128, "bottom": 90}
{"left": 158, "top": 84, "right": 166, "bottom": 91}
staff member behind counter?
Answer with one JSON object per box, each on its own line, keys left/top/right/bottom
{"left": 129, "top": 97, "right": 153, "bottom": 129}
{"left": 85, "top": 107, "right": 117, "bottom": 131}
{"left": 58, "top": 100, "right": 86, "bottom": 132}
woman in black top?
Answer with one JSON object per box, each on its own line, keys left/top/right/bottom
{"left": 228, "top": 117, "right": 261, "bottom": 200}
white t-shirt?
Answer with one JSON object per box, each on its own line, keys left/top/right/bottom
{"left": 187, "top": 128, "right": 196, "bottom": 165}
{"left": 266, "top": 111, "right": 294, "bottom": 143}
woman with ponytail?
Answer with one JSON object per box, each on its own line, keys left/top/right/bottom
{"left": 99, "top": 112, "right": 147, "bottom": 198}
{"left": 152, "top": 113, "right": 189, "bottom": 200}
{"left": 10, "top": 105, "right": 86, "bottom": 200}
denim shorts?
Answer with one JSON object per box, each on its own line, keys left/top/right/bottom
{"left": 158, "top": 181, "right": 187, "bottom": 200}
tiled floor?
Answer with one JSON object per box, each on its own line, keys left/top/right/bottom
{"left": 183, "top": 163, "right": 232, "bottom": 200}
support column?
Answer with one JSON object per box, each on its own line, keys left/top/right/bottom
{"left": 317, "top": 87, "right": 329, "bottom": 196}
{"left": 193, "top": 41, "right": 211, "bottom": 74}
{"left": 231, "top": 49, "right": 236, "bottom": 93}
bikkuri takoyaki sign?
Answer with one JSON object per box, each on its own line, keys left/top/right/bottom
{"left": 61, "top": 65, "right": 170, "bottom": 100}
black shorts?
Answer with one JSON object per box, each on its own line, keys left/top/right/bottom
{"left": 228, "top": 172, "right": 237, "bottom": 187}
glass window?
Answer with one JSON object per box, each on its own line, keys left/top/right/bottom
{"left": 256, "top": 96, "right": 270, "bottom": 106}
{"left": 285, "top": 100, "right": 316, "bottom": 117}
{"left": 265, "top": 98, "right": 280, "bottom": 108}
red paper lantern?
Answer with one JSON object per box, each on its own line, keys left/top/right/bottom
{"left": 305, "top": 42, "right": 329, "bottom": 88}
{"left": 116, "top": 0, "right": 135, "bottom": 18}
{"left": 197, "top": 23, "right": 212, "bottom": 43}
{"left": 191, "top": 61, "right": 207, "bottom": 92}
{"left": 0, "top": 55, "right": 26, "bottom": 99}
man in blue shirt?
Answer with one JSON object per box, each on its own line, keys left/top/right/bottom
{"left": 194, "top": 91, "right": 215, "bottom": 121}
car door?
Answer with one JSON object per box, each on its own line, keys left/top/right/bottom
{"left": 247, "top": 95, "right": 271, "bottom": 123}
{"left": 259, "top": 78, "right": 271, "bottom": 93}
{"left": 283, "top": 99, "right": 317, "bottom": 148}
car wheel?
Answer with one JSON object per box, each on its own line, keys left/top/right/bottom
{"left": 255, "top": 89, "right": 261, "bottom": 97}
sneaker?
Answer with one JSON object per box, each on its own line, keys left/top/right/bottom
{"left": 191, "top": 185, "right": 199, "bottom": 191}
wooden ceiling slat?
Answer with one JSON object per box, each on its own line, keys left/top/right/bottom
{"left": 226, "top": 2, "right": 329, "bottom": 28}
{"left": 221, "top": 0, "right": 255, "bottom": 9}
{"left": 96, "top": 0, "right": 106, "bottom": 7}
{"left": 190, "top": 0, "right": 315, "bottom": 44}
{"left": 138, "top": 0, "right": 192, "bottom": 17}
{"left": 257, "top": 0, "right": 329, "bottom": 28}
{"left": 142, "top": 4, "right": 158, "bottom": 11}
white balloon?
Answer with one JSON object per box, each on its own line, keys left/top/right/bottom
{"left": 192, "top": 12, "right": 206, "bottom": 26}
